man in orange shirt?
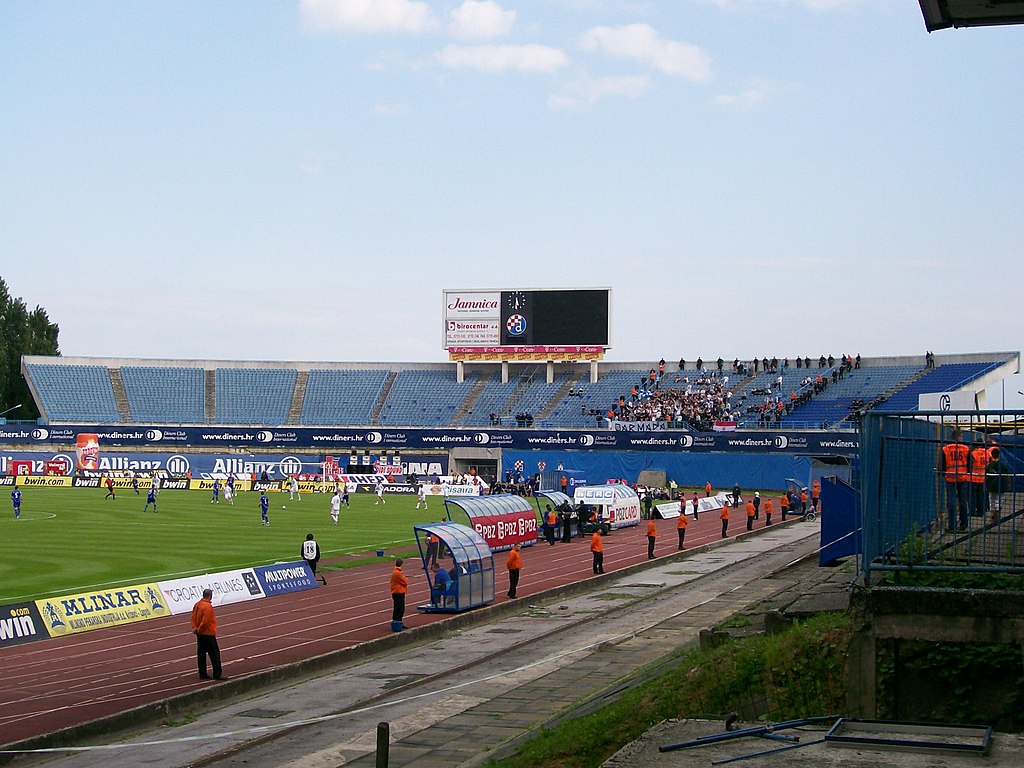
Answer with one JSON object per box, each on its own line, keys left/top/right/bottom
{"left": 677, "top": 511, "right": 687, "bottom": 549}
{"left": 390, "top": 558, "right": 408, "bottom": 630}
{"left": 646, "top": 519, "right": 657, "bottom": 560}
{"left": 746, "top": 500, "right": 756, "bottom": 531}
{"left": 591, "top": 529, "right": 605, "bottom": 574}
{"left": 190, "top": 588, "right": 223, "bottom": 680}
{"left": 764, "top": 498, "right": 773, "bottom": 526}
{"left": 705, "top": 481, "right": 712, "bottom": 497}
{"left": 506, "top": 543, "right": 522, "bottom": 598}
{"left": 810, "top": 480, "right": 821, "bottom": 512}
{"left": 720, "top": 501, "right": 730, "bottom": 538}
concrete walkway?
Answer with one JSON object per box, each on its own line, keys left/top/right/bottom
{"left": 21, "top": 521, "right": 824, "bottom": 768}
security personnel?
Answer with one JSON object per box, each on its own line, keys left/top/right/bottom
{"left": 590, "top": 529, "right": 605, "bottom": 574}
{"left": 810, "top": 481, "right": 821, "bottom": 511}
{"left": 720, "top": 501, "right": 730, "bottom": 538}
{"left": 646, "top": 519, "right": 657, "bottom": 559}
{"left": 677, "top": 511, "right": 688, "bottom": 549}
{"left": 968, "top": 440, "right": 991, "bottom": 519}
{"left": 941, "top": 428, "right": 970, "bottom": 532}
{"left": 544, "top": 505, "right": 558, "bottom": 545}
{"left": 746, "top": 500, "right": 756, "bottom": 531}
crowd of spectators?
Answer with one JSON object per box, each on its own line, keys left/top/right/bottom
{"left": 606, "top": 365, "right": 738, "bottom": 431}
{"left": 603, "top": 353, "right": 864, "bottom": 429}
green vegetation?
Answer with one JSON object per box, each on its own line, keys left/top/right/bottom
{"left": 0, "top": 486, "right": 447, "bottom": 602}
{"left": 0, "top": 276, "right": 60, "bottom": 421}
{"left": 486, "top": 613, "right": 850, "bottom": 768}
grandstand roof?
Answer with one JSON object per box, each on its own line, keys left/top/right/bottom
{"left": 919, "top": 0, "right": 1024, "bottom": 31}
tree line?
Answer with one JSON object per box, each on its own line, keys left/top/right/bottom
{"left": 0, "top": 277, "right": 60, "bottom": 421}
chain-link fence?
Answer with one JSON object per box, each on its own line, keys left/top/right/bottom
{"left": 859, "top": 410, "right": 1024, "bottom": 578}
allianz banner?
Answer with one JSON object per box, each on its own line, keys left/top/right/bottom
{"left": 3, "top": 425, "right": 859, "bottom": 456}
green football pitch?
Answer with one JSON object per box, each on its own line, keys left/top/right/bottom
{"left": 0, "top": 487, "right": 455, "bottom": 604}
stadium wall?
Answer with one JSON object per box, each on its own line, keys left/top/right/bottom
{"left": 501, "top": 449, "right": 814, "bottom": 492}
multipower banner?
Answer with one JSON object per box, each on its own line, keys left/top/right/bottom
{"left": 0, "top": 424, "right": 859, "bottom": 456}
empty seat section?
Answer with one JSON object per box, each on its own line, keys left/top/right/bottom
{"left": 27, "top": 364, "right": 120, "bottom": 422}
{"left": 460, "top": 372, "right": 516, "bottom": 426}
{"left": 379, "top": 370, "right": 479, "bottom": 427}
{"left": 215, "top": 368, "right": 296, "bottom": 424}
{"left": 300, "top": 369, "right": 389, "bottom": 425}
{"left": 121, "top": 366, "right": 205, "bottom": 423}
{"left": 782, "top": 365, "right": 923, "bottom": 426}
{"left": 875, "top": 361, "right": 1002, "bottom": 412}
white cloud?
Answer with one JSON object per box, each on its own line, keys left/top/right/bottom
{"left": 549, "top": 74, "right": 652, "bottom": 109}
{"left": 448, "top": 0, "right": 516, "bottom": 40}
{"left": 714, "top": 81, "right": 778, "bottom": 110}
{"left": 437, "top": 44, "right": 569, "bottom": 73}
{"left": 300, "top": 0, "right": 436, "bottom": 34}
{"left": 579, "top": 24, "right": 711, "bottom": 82}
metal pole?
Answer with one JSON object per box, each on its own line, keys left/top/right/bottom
{"left": 376, "top": 721, "right": 390, "bottom": 768}
{"left": 711, "top": 737, "right": 827, "bottom": 765}
{"left": 659, "top": 715, "right": 839, "bottom": 753}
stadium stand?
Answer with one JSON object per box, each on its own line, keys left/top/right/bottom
{"left": 378, "top": 370, "right": 480, "bottom": 427}
{"left": 300, "top": 369, "right": 389, "bottom": 425}
{"left": 215, "top": 368, "right": 297, "bottom": 425}
{"left": 20, "top": 354, "right": 1015, "bottom": 429}
{"left": 874, "top": 361, "right": 1004, "bottom": 412}
{"left": 120, "top": 366, "right": 206, "bottom": 424}
{"left": 25, "top": 363, "right": 120, "bottom": 423}
{"left": 542, "top": 369, "right": 655, "bottom": 427}
{"left": 781, "top": 364, "right": 923, "bottom": 427}
{"left": 459, "top": 371, "right": 518, "bottom": 426}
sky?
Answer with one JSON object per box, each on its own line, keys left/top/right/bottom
{"left": 1, "top": 1, "right": 1021, "bottom": 365}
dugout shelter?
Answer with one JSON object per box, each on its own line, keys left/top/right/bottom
{"left": 413, "top": 522, "right": 494, "bottom": 613}
{"left": 443, "top": 493, "right": 539, "bottom": 551}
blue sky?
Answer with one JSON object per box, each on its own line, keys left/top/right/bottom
{"left": 2, "top": 1, "right": 1021, "bottom": 364}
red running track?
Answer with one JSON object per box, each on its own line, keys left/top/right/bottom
{"left": 0, "top": 514, "right": 745, "bottom": 746}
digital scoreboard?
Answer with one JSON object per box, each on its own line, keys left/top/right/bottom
{"left": 443, "top": 288, "right": 611, "bottom": 361}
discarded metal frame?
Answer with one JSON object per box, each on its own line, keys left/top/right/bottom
{"left": 658, "top": 715, "right": 840, "bottom": 753}
{"left": 824, "top": 718, "right": 992, "bottom": 755}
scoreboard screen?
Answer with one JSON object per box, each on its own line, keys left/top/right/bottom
{"left": 443, "top": 288, "right": 611, "bottom": 360}
{"left": 500, "top": 290, "right": 609, "bottom": 346}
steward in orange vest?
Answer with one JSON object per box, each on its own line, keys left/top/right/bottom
{"left": 746, "top": 501, "right": 756, "bottom": 531}
{"left": 590, "top": 530, "right": 604, "bottom": 574}
{"left": 941, "top": 429, "right": 970, "bottom": 531}
{"left": 646, "top": 519, "right": 657, "bottom": 560}
{"left": 720, "top": 501, "right": 730, "bottom": 538}
{"left": 677, "top": 512, "right": 688, "bottom": 549}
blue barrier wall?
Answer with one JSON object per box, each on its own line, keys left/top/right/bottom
{"left": 502, "top": 450, "right": 811, "bottom": 491}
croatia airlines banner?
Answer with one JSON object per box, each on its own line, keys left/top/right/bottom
{"left": 1, "top": 424, "right": 860, "bottom": 456}
{"left": 159, "top": 569, "right": 266, "bottom": 615}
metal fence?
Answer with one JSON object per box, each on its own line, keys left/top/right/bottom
{"left": 859, "top": 410, "right": 1024, "bottom": 577}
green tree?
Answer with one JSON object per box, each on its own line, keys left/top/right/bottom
{"left": 0, "top": 277, "right": 61, "bottom": 421}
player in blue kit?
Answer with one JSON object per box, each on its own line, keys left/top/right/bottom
{"left": 11, "top": 489, "right": 22, "bottom": 519}
{"left": 143, "top": 484, "right": 158, "bottom": 513}
{"left": 211, "top": 479, "right": 221, "bottom": 504}
{"left": 260, "top": 491, "right": 270, "bottom": 526}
